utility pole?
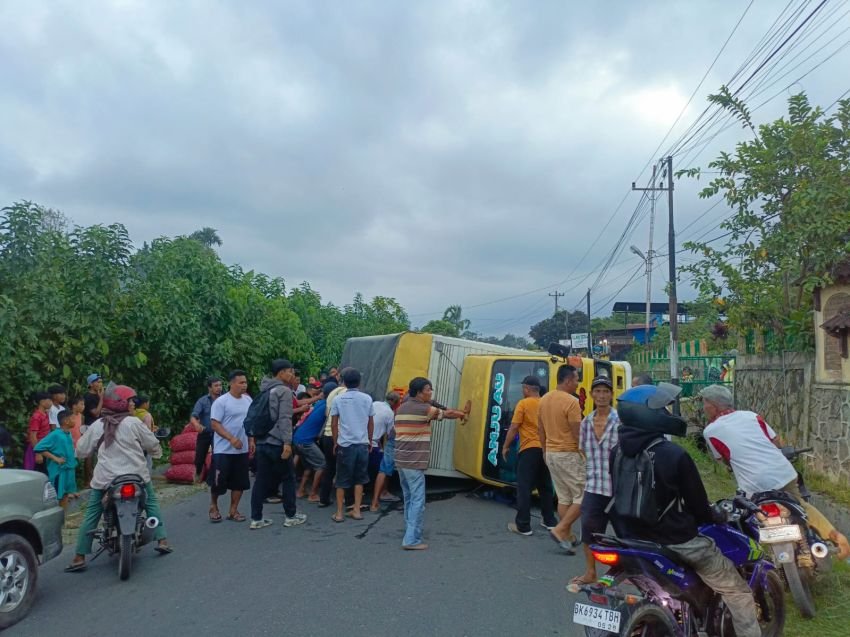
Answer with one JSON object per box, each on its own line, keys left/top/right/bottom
{"left": 632, "top": 156, "right": 679, "bottom": 410}
{"left": 586, "top": 288, "right": 592, "bottom": 356}
{"left": 645, "top": 165, "right": 657, "bottom": 346}
{"left": 549, "top": 291, "right": 565, "bottom": 346}
{"left": 666, "top": 155, "right": 679, "bottom": 398}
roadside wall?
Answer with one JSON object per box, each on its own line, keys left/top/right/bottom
{"left": 735, "top": 352, "right": 850, "bottom": 485}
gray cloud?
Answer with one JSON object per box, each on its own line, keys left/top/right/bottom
{"left": 1, "top": 0, "right": 847, "bottom": 335}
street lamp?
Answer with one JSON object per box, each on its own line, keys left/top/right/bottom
{"left": 630, "top": 245, "right": 653, "bottom": 346}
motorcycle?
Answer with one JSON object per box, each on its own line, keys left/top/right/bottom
{"left": 567, "top": 495, "right": 785, "bottom": 636}
{"left": 752, "top": 445, "right": 833, "bottom": 619}
{"left": 88, "top": 474, "right": 160, "bottom": 581}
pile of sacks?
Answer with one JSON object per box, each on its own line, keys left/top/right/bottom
{"left": 164, "top": 424, "right": 209, "bottom": 484}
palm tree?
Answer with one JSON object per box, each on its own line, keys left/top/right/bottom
{"left": 188, "top": 227, "right": 223, "bottom": 248}
{"left": 442, "top": 305, "right": 471, "bottom": 332}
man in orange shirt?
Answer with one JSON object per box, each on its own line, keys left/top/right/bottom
{"left": 503, "top": 376, "right": 557, "bottom": 536}
{"left": 538, "top": 365, "right": 584, "bottom": 553}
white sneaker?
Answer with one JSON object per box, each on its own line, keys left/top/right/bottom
{"left": 284, "top": 513, "right": 307, "bottom": 527}
{"left": 250, "top": 518, "right": 273, "bottom": 530}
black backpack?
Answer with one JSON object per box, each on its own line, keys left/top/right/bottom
{"left": 243, "top": 389, "right": 274, "bottom": 437}
{"left": 609, "top": 438, "right": 677, "bottom": 525}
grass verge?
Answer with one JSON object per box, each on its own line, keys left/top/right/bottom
{"left": 677, "top": 436, "right": 850, "bottom": 636}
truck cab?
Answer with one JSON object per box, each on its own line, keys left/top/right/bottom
{"left": 453, "top": 353, "right": 630, "bottom": 486}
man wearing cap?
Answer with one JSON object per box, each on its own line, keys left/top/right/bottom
{"left": 700, "top": 384, "right": 850, "bottom": 559}
{"left": 503, "top": 375, "right": 557, "bottom": 536}
{"left": 83, "top": 373, "right": 104, "bottom": 428}
{"left": 575, "top": 376, "right": 620, "bottom": 585}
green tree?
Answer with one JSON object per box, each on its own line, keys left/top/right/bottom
{"left": 187, "top": 227, "right": 223, "bottom": 248}
{"left": 529, "top": 310, "right": 589, "bottom": 348}
{"left": 0, "top": 201, "right": 411, "bottom": 461}
{"left": 420, "top": 319, "right": 461, "bottom": 337}
{"left": 680, "top": 92, "right": 850, "bottom": 346}
{"left": 441, "top": 305, "right": 470, "bottom": 332}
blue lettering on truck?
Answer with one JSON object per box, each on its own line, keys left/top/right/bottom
{"left": 487, "top": 372, "right": 505, "bottom": 466}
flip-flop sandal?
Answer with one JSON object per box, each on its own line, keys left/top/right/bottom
{"left": 347, "top": 512, "right": 364, "bottom": 520}
{"left": 331, "top": 514, "right": 345, "bottom": 523}
{"left": 227, "top": 513, "right": 247, "bottom": 522}
{"left": 570, "top": 576, "right": 595, "bottom": 587}
{"left": 209, "top": 510, "right": 223, "bottom": 523}
{"left": 155, "top": 545, "right": 174, "bottom": 555}
{"left": 64, "top": 562, "right": 87, "bottom": 573}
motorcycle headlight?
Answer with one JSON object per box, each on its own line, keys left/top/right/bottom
{"left": 43, "top": 481, "right": 58, "bottom": 503}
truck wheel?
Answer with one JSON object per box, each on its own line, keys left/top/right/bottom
{"left": 118, "top": 535, "right": 133, "bottom": 581}
{"left": 0, "top": 533, "right": 38, "bottom": 630}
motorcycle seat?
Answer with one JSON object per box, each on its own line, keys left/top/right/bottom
{"left": 109, "top": 473, "right": 145, "bottom": 485}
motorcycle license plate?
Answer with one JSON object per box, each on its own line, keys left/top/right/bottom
{"left": 573, "top": 602, "right": 621, "bottom": 632}
{"left": 759, "top": 524, "right": 802, "bottom": 543}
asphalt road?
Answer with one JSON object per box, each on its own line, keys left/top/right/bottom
{"left": 10, "top": 482, "right": 586, "bottom": 637}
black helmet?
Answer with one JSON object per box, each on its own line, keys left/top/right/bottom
{"left": 617, "top": 382, "right": 687, "bottom": 437}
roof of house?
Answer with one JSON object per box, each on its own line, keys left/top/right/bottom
{"left": 821, "top": 310, "right": 850, "bottom": 335}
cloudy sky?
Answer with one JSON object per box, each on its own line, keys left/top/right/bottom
{"left": 2, "top": 1, "right": 848, "bottom": 336}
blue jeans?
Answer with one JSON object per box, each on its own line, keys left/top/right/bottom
{"left": 399, "top": 468, "right": 426, "bottom": 547}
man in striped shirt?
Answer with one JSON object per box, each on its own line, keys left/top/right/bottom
{"left": 576, "top": 375, "right": 620, "bottom": 585}
{"left": 394, "top": 377, "right": 469, "bottom": 550}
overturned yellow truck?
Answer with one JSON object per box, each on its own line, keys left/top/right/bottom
{"left": 340, "top": 332, "right": 630, "bottom": 487}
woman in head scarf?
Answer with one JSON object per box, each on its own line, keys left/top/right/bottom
{"left": 65, "top": 383, "right": 173, "bottom": 572}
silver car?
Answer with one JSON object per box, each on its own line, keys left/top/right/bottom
{"left": 0, "top": 469, "right": 64, "bottom": 630}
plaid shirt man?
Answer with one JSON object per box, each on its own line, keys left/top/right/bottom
{"left": 579, "top": 408, "right": 620, "bottom": 497}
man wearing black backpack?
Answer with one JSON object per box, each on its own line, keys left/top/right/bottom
{"left": 609, "top": 383, "right": 760, "bottom": 637}
{"left": 247, "top": 358, "right": 307, "bottom": 530}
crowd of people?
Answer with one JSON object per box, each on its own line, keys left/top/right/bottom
{"left": 182, "top": 359, "right": 469, "bottom": 550}
{"left": 10, "top": 356, "right": 850, "bottom": 624}
{"left": 501, "top": 369, "right": 850, "bottom": 637}
{"left": 13, "top": 374, "right": 160, "bottom": 509}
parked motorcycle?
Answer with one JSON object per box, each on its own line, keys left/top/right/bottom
{"left": 88, "top": 474, "right": 160, "bottom": 581}
{"left": 752, "top": 445, "right": 833, "bottom": 619}
{"left": 567, "top": 495, "right": 785, "bottom": 636}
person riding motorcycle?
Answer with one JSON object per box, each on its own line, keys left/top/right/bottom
{"left": 699, "top": 383, "right": 850, "bottom": 559}
{"left": 65, "top": 383, "right": 173, "bottom": 572}
{"left": 610, "top": 383, "right": 761, "bottom": 637}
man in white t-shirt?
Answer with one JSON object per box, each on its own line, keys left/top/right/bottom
{"left": 209, "top": 370, "right": 253, "bottom": 523}
{"left": 329, "top": 368, "right": 374, "bottom": 522}
{"left": 700, "top": 384, "right": 850, "bottom": 558}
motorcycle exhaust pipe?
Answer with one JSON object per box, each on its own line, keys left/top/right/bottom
{"left": 811, "top": 542, "right": 829, "bottom": 559}
{"left": 139, "top": 517, "right": 160, "bottom": 546}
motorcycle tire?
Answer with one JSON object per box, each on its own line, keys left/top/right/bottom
{"left": 118, "top": 535, "right": 133, "bottom": 581}
{"left": 619, "top": 604, "right": 678, "bottom": 637}
{"left": 782, "top": 560, "right": 816, "bottom": 619}
{"left": 756, "top": 569, "right": 786, "bottom": 637}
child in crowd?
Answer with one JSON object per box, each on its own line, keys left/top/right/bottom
{"left": 134, "top": 394, "right": 155, "bottom": 432}
{"left": 34, "top": 410, "right": 79, "bottom": 507}
{"left": 68, "top": 396, "right": 85, "bottom": 447}
{"left": 29, "top": 391, "right": 53, "bottom": 473}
